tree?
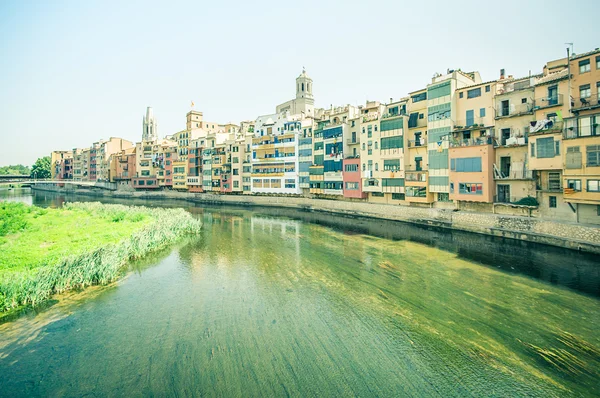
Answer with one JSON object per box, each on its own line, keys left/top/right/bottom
{"left": 30, "top": 156, "right": 51, "bottom": 179}
{"left": 0, "top": 164, "right": 30, "bottom": 175}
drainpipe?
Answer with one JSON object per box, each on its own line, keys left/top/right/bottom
{"left": 567, "top": 47, "right": 572, "bottom": 114}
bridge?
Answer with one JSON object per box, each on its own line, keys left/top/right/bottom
{"left": 0, "top": 177, "right": 117, "bottom": 191}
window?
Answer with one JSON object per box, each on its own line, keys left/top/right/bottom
{"left": 587, "top": 145, "right": 600, "bottom": 166}
{"left": 368, "top": 125, "right": 372, "bottom": 138}
{"left": 345, "top": 164, "right": 358, "bottom": 172}
{"left": 382, "top": 178, "right": 404, "bottom": 187}
{"left": 549, "top": 196, "right": 557, "bottom": 208}
{"left": 141, "top": 170, "right": 150, "bottom": 176}
{"left": 536, "top": 137, "right": 557, "bottom": 158}
{"left": 567, "top": 179, "right": 581, "bottom": 191}
{"left": 374, "top": 126, "right": 378, "bottom": 132}
{"left": 412, "top": 92, "right": 427, "bottom": 103}
{"left": 371, "top": 192, "right": 384, "bottom": 197}
{"left": 566, "top": 146, "right": 582, "bottom": 169}
{"left": 383, "top": 159, "right": 400, "bottom": 171}
{"left": 580, "top": 84, "right": 591, "bottom": 98}
{"left": 362, "top": 163, "right": 366, "bottom": 171}
{"left": 548, "top": 172, "right": 561, "bottom": 190}
{"left": 392, "top": 193, "right": 405, "bottom": 200}
{"left": 406, "top": 187, "right": 426, "bottom": 197}
{"left": 459, "top": 183, "right": 483, "bottom": 194}
{"left": 555, "top": 141, "right": 560, "bottom": 155}
{"left": 375, "top": 163, "right": 378, "bottom": 171}
{"left": 374, "top": 142, "right": 378, "bottom": 149}
{"left": 233, "top": 169, "right": 239, "bottom": 175}
{"left": 362, "top": 143, "right": 365, "bottom": 150}
{"left": 233, "top": 181, "right": 239, "bottom": 188}
{"left": 459, "top": 92, "right": 463, "bottom": 98}
{"left": 588, "top": 180, "right": 600, "bottom": 192}
{"left": 531, "top": 142, "right": 535, "bottom": 157}
{"left": 451, "top": 157, "right": 482, "bottom": 172}
{"left": 419, "top": 113, "right": 424, "bottom": 119}
{"left": 521, "top": 98, "right": 527, "bottom": 104}
{"left": 485, "top": 85, "right": 490, "bottom": 92}
{"left": 480, "top": 108, "right": 486, "bottom": 117}
{"left": 345, "top": 182, "right": 359, "bottom": 190}
{"left": 467, "top": 88, "right": 481, "bottom": 98}
{"left": 381, "top": 136, "right": 404, "bottom": 150}
{"left": 579, "top": 59, "right": 591, "bottom": 73}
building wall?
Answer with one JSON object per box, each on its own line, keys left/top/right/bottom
{"left": 342, "top": 158, "right": 366, "bottom": 199}
{"left": 449, "top": 144, "right": 494, "bottom": 203}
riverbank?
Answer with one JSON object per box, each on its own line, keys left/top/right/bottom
{"left": 0, "top": 201, "right": 202, "bottom": 314}
{"left": 31, "top": 184, "right": 600, "bottom": 254}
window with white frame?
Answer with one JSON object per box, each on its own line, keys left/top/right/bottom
{"left": 579, "top": 59, "right": 591, "bottom": 73}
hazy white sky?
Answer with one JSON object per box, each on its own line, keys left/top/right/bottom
{"left": 0, "top": 0, "right": 598, "bottom": 166}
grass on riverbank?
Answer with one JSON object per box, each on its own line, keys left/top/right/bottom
{"left": 0, "top": 202, "right": 202, "bottom": 312}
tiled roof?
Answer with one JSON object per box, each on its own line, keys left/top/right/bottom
{"left": 535, "top": 69, "right": 569, "bottom": 85}
{"left": 571, "top": 48, "right": 600, "bottom": 61}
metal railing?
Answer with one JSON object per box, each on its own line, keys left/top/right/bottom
{"left": 495, "top": 102, "right": 535, "bottom": 118}
{"left": 450, "top": 136, "right": 496, "bottom": 148}
{"left": 454, "top": 117, "right": 491, "bottom": 129}
{"left": 535, "top": 94, "right": 563, "bottom": 109}
{"left": 571, "top": 95, "right": 600, "bottom": 111}
{"left": 405, "top": 171, "right": 427, "bottom": 182}
{"left": 407, "top": 138, "right": 427, "bottom": 147}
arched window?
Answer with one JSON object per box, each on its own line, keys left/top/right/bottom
{"left": 362, "top": 163, "right": 366, "bottom": 171}
{"left": 375, "top": 142, "right": 378, "bottom": 149}
{"left": 302, "top": 83, "right": 305, "bottom": 91}
{"left": 307, "top": 83, "right": 310, "bottom": 92}
{"left": 375, "top": 163, "right": 379, "bottom": 171}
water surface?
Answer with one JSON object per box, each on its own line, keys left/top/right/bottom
{"left": 0, "top": 188, "right": 598, "bottom": 397}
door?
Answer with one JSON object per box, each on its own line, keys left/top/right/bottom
{"left": 352, "top": 131, "right": 356, "bottom": 143}
{"left": 466, "top": 110, "right": 474, "bottom": 127}
{"left": 415, "top": 157, "right": 422, "bottom": 171}
{"left": 497, "top": 184, "right": 510, "bottom": 203}
{"left": 500, "top": 156, "right": 511, "bottom": 177}
{"left": 415, "top": 132, "right": 422, "bottom": 147}
{"left": 501, "top": 100, "right": 509, "bottom": 116}
{"left": 548, "top": 86, "right": 558, "bottom": 105}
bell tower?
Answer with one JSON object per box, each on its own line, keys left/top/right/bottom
{"left": 296, "top": 68, "right": 314, "bottom": 101}
{"left": 142, "top": 107, "right": 158, "bottom": 142}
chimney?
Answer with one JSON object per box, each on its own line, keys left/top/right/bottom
{"left": 390, "top": 97, "right": 393, "bottom": 103}
{"left": 500, "top": 69, "right": 505, "bottom": 79}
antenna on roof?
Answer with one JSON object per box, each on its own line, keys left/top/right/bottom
{"left": 565, "top": 42, "right": 574, "bottom": 56}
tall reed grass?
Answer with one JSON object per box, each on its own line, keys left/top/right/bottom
{"left": 0, "top": 202, "right": 202, "bottom": 312}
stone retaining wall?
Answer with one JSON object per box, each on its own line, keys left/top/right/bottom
{"left": 32, "top": 185, "right": 600, "bottom": 254}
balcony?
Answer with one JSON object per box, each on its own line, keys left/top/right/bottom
{"left": 407, "top": 138, "right": 427, "bottom": 148}
{"left": 346, "top": 138, "right": 359, "bottom": 145}
{"left": 493, "top": 164, "right": 533, "bottom": 180}
{"left": 405, "top": 170, "right": 427, "bottom": 182}
{"left": 534, "top": 94, "right": 563, "bottom": 110}
{"left": 453, "top": 117, "right": 492, "bottom": 130}
{"left": 495, "top": 102, "right": 535, "bottom": 119}
{"left": 529, "top": 120, "right": 564, "bottom": 136}
{"left": 450, "top": 136, "right": 495, "bottom": 148}
{"left": 564, "top": 125, "right": 600, "bottom": 139}
{"left": 571, "top": 96, "right": 600, "bottom": 112}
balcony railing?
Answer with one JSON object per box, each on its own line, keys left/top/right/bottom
{"left": 407, "top": 138, "right": 427, "bottom": 147}
{"left": 564, "top": 126, "right": 600, "bottom": 139}
{"left": 494, "top": 165, "right": 533, "bottom": 180}
{"left": 346, "top": 138, "right": 359, "bottom": 145}
{"left": 495, "top": 102, "right": 535, "bottom": 118}
{"left": 454, "top": 117, "right": 492, "bottom": 130}
{"left": 535, "top": 94, "right": 563, "bottom": 109}
{"left": 450, "top": 136, "right": 496, "bottom": 148}
{"left": 571, "top": 95, "right": 600, "bottom": 111}
{"left": 405, "top": 171, "right": 427, "bottom": 182}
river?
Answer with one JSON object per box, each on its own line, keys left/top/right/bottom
{"left": 1, "top": 188, "right": 599, "bottom": 397}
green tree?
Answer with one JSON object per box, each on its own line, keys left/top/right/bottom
{"left": 30, "top": 156, "right": 51, "bottom": 179}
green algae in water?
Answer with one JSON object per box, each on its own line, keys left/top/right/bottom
{"left": 0, "top": 209, "right": 598, "bottom": 397}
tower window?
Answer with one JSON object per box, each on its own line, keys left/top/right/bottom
{"left": 302, "top": 83, "right": 305, "bottom": 91}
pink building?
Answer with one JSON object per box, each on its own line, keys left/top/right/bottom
{"left": 449, "top": 140, "right": 495, "bottom": 203}
{"left": 342, "top": 158, "right": 367, "bottom": 199}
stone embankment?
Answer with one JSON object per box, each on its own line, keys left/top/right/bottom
{"left": 33, "top": 185, "right": 600, "bottom": 254}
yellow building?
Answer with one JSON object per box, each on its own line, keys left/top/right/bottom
{"left": 562, "top": 49, "right": 600, "bottom": 224}
{"left": 529, "top": 58, "right": 572, "bottom": 221}
{"left": 493, "top": 74, "right": 538, "bottom": 203}
{"left": 404, "top": 88, "right": 432, "bottom": 204}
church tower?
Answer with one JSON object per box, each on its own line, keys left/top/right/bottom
{"left": 142, "top": 107, "right": 158, "bottom": 142}
{"left": 296, "top": 68, "right": 314, "bottom": 102}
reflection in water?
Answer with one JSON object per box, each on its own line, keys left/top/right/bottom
{"left": 0, "top": 189, "right": 598, "bottom": 396}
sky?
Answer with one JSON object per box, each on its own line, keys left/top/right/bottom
{"left": 0, "top": 0, "right": 599, "bottom": 166}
